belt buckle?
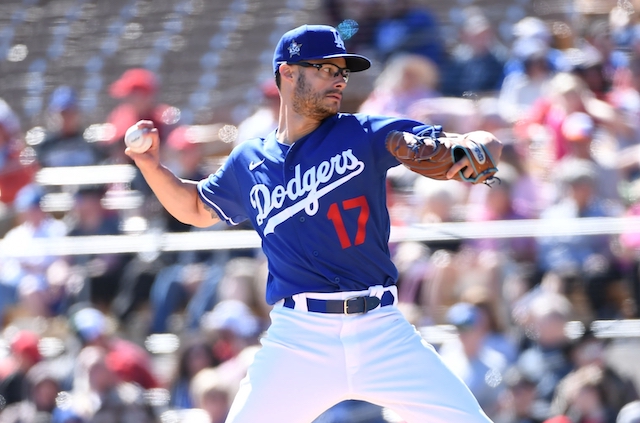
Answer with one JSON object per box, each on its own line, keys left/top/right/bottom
{"left": 343, "top": 296, "right": 366, "bottom": 314}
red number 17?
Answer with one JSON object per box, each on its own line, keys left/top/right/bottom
{"left": 326, "top": 195, "right": 370, "bottom": 249}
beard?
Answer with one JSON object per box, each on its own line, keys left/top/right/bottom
{"left": 292, "top": 72, "right": 340, "bottom": 120}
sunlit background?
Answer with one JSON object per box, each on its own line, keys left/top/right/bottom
{"left": 2, "top": 0, "right": 640, "bottom": 422}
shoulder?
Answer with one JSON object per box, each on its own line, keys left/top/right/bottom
{"left": 347, "top": 113, "right": 424, "bottom": 133}
{"left": 230, "top": 136, "right": 266, "bottom": 157}
{"left": 218, "top": 136, "right": 269, "bottom": 172}
{"left": 343, "top": 112, "right": 418, "bottom": 125}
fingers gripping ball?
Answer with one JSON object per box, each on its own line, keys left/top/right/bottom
{"left": 124, "top": 126, "right": 153, "bottom": 153}
{"left": 385, "top": 128, "right": 498, "bottom": 184}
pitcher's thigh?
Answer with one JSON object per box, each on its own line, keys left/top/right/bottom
{"left": 225, "top": 320, "right": 348, "bottom": 422}
{"left": 354, "top": 315, "right": 491, "bottom": 423}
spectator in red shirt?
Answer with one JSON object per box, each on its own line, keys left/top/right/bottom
{"left": 0, "top": 98, "right": 36, "bottom": 207}
{"left": 106, "top": 68, "right": 174, "bottom": 146}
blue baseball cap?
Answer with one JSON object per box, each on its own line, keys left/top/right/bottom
{"left": 273, "top": 25, "right": 371, "bottom": 74}
{"left": 14, "top": 184, "right": 44, "bottom": 213}
{"left": 446, "top": 302, "right": 481, "bottom": 330}
{"left": 48, "top": 86, "right": 77, "bottom": 112}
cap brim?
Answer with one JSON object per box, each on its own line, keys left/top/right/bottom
{"left": 323, "top": 54, "right": 371, "bottom": 72}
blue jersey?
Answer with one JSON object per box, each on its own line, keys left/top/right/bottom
{"left": 198, "top": 113, "right": 432, "bottom": 304}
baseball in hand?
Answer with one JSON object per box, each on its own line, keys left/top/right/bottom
{"left": 124, "top": 126, "right": 153, "bottom": 153}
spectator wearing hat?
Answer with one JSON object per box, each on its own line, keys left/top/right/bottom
{"left": 550, "top": 364, "right": 616, "bottom": 423}
{"left": 70, "top": 345, "right": 157, "bottom": 422}
{"left": 438, "top": 302, "right": 509, "bottom": 420}
{"left": 36, "top": 86, "right": 101, "bottom": 169}
{"left": 607, "top": 56, "right": 640, "bottom": 155}
{"left": 504, "top": 17, "right": 569, "bottom": 78}
{"left": 168, "top": 335, "right": 219, "bottom": 410}
{"left": 515, "top": 292, "right": 575, "bottom": 414}
{"left": 553, "top": 330, "right": 638, "bottom": 419}
{"left": 441, "top": 7, "right": 507, "bottom": 97}
{"left": 110, "top": 125, "right": 217, "bottom": 326}
{"left": 0, "top": 362, "right": 62, "bottom": 423}
{"left": 63, "top": 186, "right": 126, "bottom": 310}
{"left": 372, "top": 0, "right": 445, "bottom": 67}
{"left": 555, "top": 112, "right": 622, "bottom": 206}
{"left": 105, "top": 68, "right": 176, "bottom": 211}
{"left": 494, "top": 365, "right": 546, "bottom": 423}
{"left": 0, "top": 331, "right": 42, "bottom": 407}
{"left": 106, "top": 68, "right": 174, "bottom": 147}
{"left": 0, "top": 184, "right": 67, "bottom": 320}
{"left": 190, "top": 367, "right": 231, "bottom": 423}
{"left": 0, "top": 97, "right": 36, "bottom": 208}
{"left": 201, "top": 299, "right": 262, "bottom": 362}
{"left": 537, "top": 159, "right": 623, "bottom": 318}
{"left": 498, "top": 37, "right": 555, "bottom": 125}
{"left": 71, "top": 307, "right": 159, "bottom": 390}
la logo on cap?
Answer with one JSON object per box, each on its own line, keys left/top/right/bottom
{"left": 288, "top": 40, "right": 302, "bottom": 57}
{"left": 332, "top": 29, "right": 345, "bottom": 50}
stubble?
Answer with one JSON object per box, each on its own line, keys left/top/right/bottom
{"left": 292, "top": 72, "right": 339, "bottom": 120}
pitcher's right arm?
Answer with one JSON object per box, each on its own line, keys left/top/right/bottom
{"left": 124, "top": 120, "right": 220, "bottom": 228}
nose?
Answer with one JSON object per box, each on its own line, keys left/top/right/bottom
{"left": 333, "top": 77, "right": 346, "bottom": 90}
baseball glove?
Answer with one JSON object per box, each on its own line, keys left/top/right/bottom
{"left": 385, "top": 127, "right": 498, "bottom": 184}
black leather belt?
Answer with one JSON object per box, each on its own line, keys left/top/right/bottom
{"left": 283, "top": 290, "right": 395, "bottom": 314}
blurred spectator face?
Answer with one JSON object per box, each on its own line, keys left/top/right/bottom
{"left": 579, "top": 64, "right": 607, "bottom": 95}
{"left": 511, "top": 382, "right": 537, "bottom": 416}
{"left": 463, "top": 14, "right": 493, "bottom": 53}
{"left": 457, "top": 324, "right": 486, "bottom": 358}
{"left": 569, "top": 179, "right": 595, "bottom": 210}
{"left": 48, "top": 86, "right": 80, "bottom": 135}
{"left": 14, "top": 184, "right": 46, "bottom": 225}
{"left": 73, "top": 190, "right": 105, "bottom": 231}
{"left": 561, "top": 89, "right": 584, "bottom": 112}
{"left": 396, "top": 56, "right": 439, "bottom": 93}
{"left": 573, "top": 338, "right": 605, "bottom": 368}
{"left": 550, "top": 73, "right": 586, "bottom": 111}
{"left": 167, "top": 126, "right": 204, "bottom": 176}
{"left": 424, "top": 192, "right": 454, "bottom": 222}
{"left": 534, "top": 312, "right": 567, "bottom": 347}
{"left": 447, "top": 302, "right": 487, "bottom": 358}
{"left": 186, "top": 345, "right": 215, "bottom": 378}
{"left": 127, "top": 87, "right": 156, "bottom": 114}
{"left": 202, "top": 390, "right": 229, "bottom": 423}
{"left": 88, "top": 359, "right": 117, "bottom": 394}
{"left": 110, "top": 68, "right": 158, "bottom": 114}
{"left": 59, "top": 108, "right": 80, "bottom": 134}
{"left": 32, "top": 378, "right": 59, "bottom": 412}
{"left": 524, "top": 56, "right": 550, "bottom": 79}
{"left": 485, "top": 183, "right": 512, "bottom": 218}
{"left": 18, "top": 203, "right": 46, "bottom": 226}
{"left": 178, "top": 144, "right": 202, "bottom": 174}
{"left": 572, "top": 385, "right": 604, "bottom": 416}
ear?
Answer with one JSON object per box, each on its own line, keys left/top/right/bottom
{"left": 279, "top": 63, "right": 295, "bottom": 82}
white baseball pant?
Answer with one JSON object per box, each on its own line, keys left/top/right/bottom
{"left": 225, "top": 286, "right": 493, "bottom": 423}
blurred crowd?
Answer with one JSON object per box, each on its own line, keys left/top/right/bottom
{"left": 2, "top": 2, "right": 640, "bottom": 423}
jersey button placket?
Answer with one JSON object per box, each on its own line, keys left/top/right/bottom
{"left": 299, "top": 216, "right": 305, "bottom": 222}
